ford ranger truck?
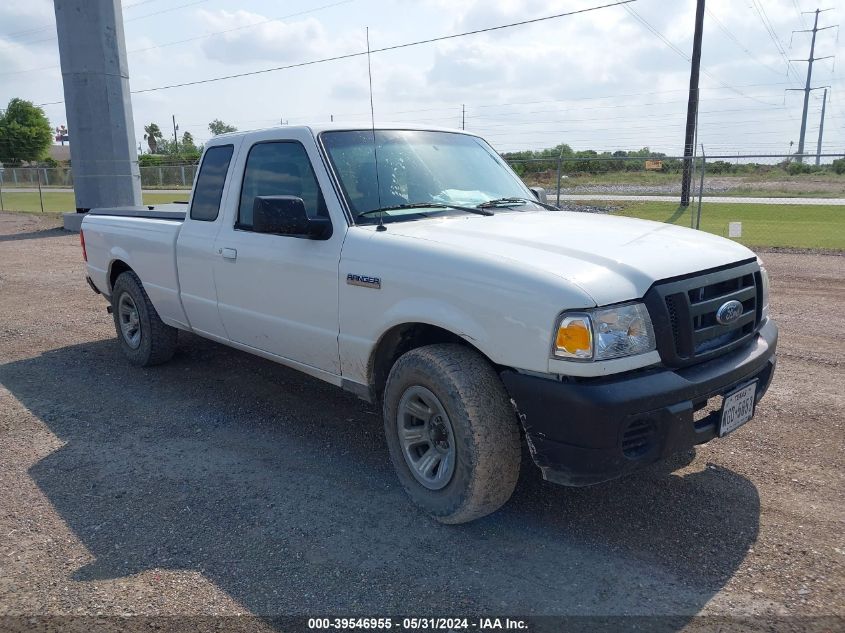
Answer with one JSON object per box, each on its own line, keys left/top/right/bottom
{"left": 80, "top": 125, "right": 777, "bottom": 524}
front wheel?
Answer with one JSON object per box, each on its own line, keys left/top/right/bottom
{"left": 111, "top": 271, "right": 178, "bottom": 366}
{"left": 383, "top": 344, "right": 521, "bottom": 524}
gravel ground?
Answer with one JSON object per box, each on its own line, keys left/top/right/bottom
{"left": 561, "top": 180, "right": 735, "bottom": 196}
{"left": 0, "top": 212, "right": 843, "bottom": 630}
{"left": 557, "top": 176, "right": 841, "bottom": 196}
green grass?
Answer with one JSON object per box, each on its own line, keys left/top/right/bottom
{"left": 3, "top": 191, "right": 842, "bottom": 250}
{"left": 0, "top": 191, "right": 189, "bottom": 214}
{"left": 601, "top": 201, "right": 845, "bottom": 251}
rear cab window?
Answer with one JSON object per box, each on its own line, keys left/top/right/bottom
{"left": 190, "top": 144, "right": 234, "bottom": 221}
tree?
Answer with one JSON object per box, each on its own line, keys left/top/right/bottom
{"left": 0, "top": 98, "right": 53, "bottom": 165}
{"left": 180, "top": 131, "right": 197, "bottom": 153}
{"left": 155, "top": 138, "right": 175, "bottom": 155}
{"left": 143, "top": 123, "right": 163, "bottom": 153}
{"left": 208, "top": 119, "right": 237, "bottom": 135}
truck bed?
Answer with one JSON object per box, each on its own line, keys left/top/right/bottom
{"left": 88, "top": 204, "right": 187, "bottom": 221}
{"left": 82, "top": 206, "right": 189, "bottom": 329}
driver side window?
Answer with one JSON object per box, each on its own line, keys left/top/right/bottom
{"left": 237, "top": 141, "right": 328, "bottom": 229}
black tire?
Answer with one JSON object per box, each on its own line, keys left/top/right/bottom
{"left": 111, "top": 270, "right": 178, "bottom": 367}
{"left": 383, "top": 344, "right": 521, "bottom": 524}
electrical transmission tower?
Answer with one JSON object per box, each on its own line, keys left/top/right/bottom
{"left": 788, "top": 8, "right": 837, "bottom": 163}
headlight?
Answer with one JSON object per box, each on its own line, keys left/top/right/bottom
{"left": 553, "top": 302, "right": 656, "bottom": 361}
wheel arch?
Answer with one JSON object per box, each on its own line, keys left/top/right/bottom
{"left": 108, "top": 258, "right": 134, "bottom": 294}
{"left": 368, "top": 322, "right": 504, "bottom": 402}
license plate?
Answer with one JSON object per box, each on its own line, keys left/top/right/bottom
{"left": 719, "top": 380, "right": 758, "bottom": 437}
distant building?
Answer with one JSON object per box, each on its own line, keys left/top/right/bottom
{"left": 49, "top": 145, "right": 71, "bottom": 162}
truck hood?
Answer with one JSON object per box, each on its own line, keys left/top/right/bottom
{"left": 384, "top": 210, "right": 756, "bottom": 305}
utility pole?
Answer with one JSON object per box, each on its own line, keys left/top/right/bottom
{"left": 816, "top": 88, "right": 827, "bottom": 165}
{"left": 53, "top": 0, "right": 142, "bottom": 214}
{"left": 789, "top": 8, "right": 836, "bottom": 163}
{"left": 680, "top": 0, "right": 705, "bottom": 207}
{"left": 172, "top": 114, "right": 178, "bottom": 152}
{"left": 461, "top": 104, "right": 466, "bottom": 130}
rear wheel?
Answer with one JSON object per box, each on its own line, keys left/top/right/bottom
{"left": 111, "top": 271, "right": 178, "bottom": 366}
{"left": 383, "top": 344, "right": 521, "bottom": 524}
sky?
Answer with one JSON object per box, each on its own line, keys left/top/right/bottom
{"left": 1, "top": 0, "right": 843, "bottom": 158}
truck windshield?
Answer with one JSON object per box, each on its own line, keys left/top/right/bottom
{"left": 320, "top": 130, "right": 533, "bottom": 223}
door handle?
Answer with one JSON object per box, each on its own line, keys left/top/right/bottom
{"left": 219, "top": 247, "right": 237, "bottom": 260}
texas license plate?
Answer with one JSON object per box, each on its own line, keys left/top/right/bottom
{"left": 719, "top": 380, "right": 758, "bottom": 437}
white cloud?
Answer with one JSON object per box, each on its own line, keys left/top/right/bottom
{"left": 0, "top": 0, "right": 58, "bottom": 73}
{"left": 197, "top": 10, "right": 333, "bottom": 65}
{"left": 427, "top": 43, "right": 503, "bottom": 87}
{"left": 0, "top": 0, "right": 840, "bottom": 155}
{"left": 330, "top": 80, "right": 370, "bottom": 101}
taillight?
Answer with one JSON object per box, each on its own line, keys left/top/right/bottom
{"left": 80, "top": 230, "right": 88, "bottom": 262}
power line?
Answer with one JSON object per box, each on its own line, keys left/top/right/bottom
{"left": 174, "top": 96, "right": 797, "bottom": 132}
{"left": 0, "top": 0, "right": 163, "bottom": 40}
{"left": 126, "top": 81, "right": 844, "bottom": 125}
{"left": 1, "top": 0, "right": 211, "bottom": 48}
{"left": 749, "top": 0, "right": 804, "bottom": 83}
{"left": 705, "top": 7, "right": 790, "bottom": 79}
{"left": 36, "top": 0, "right": 637, "bottom": 104}
{"left": 0, "top": 0, "right": 356, "bottom": 78}
{"left": 623, "top": 5, "right": 776, "bottom": 107}
{"left": 128, "top": 0, "right": 354, "bottom": 55}
{"left": 623, "top": 6, "right": 690, "bottom": 60}
{"left": 793, "top": 0, "right": 809, "bottom": 29}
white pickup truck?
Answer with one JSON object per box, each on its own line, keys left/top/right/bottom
{"left": 81, "top": 125, "right": 777, "bottom": 523}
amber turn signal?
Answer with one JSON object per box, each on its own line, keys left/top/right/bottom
{"left": 554, "top": 315, "right": 593, "bottom": 359}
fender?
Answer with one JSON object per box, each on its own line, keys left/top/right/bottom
{"left": 339, "top": 297, "right": 495, "bottom": 388}
{"left": 379, "top": 298, "right": 490, "bottom": 356}
{"left": 107, "top": 248, "right": 189, "bottom": 330}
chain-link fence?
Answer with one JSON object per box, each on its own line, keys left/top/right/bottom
{"left": 506, "top": 153, "right": 845, "bottom": 252}
{"left": 0, "top": 165, "right": 198, "bottom": 189}
{"left": 0, "top": 165, "right": 196, "bottom": 215}
{"left": 2, "top": 154, "right": 843, "bottom": 251}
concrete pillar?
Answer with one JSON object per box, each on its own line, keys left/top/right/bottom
{"left": 53, "top": 0, "right": 142, "bottom": 212}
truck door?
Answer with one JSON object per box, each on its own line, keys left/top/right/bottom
{"left": 212, "top": 132, "right": 344, "bottom": 376}
{"left": 175, "top": 142, "right": 238, "bottom": 341}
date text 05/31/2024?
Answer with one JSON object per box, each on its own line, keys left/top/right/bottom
{"left": 307, "top": 617, "right": 528, "bottom": 630}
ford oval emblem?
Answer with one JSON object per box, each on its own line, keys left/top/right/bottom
{"left": 716, "top": 299, "right": 744, "bottom": 325}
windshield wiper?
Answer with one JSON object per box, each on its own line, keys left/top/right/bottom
{"left": 359, "top": 202, "right": 494, "bottom": 218}
{"left": 478, "top": 197, "right": 559, "bottom": 211}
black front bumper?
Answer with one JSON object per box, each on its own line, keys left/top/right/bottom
{"left": 501, "top": 319, "right": 778, "bottom": 486}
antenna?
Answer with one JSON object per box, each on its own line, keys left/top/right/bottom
{"left": 366, "top": 27, "right": 386, "bottom": 232}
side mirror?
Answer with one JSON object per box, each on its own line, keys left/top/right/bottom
{"left": 252, "top": 196, "right": 332, "bottom": 239}
{"left": 529, "top": 187, "right": 548, "bottom": 204}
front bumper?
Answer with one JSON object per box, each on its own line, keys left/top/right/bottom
{"left": 501, "top": 319, "right": 778, "bottom": 486}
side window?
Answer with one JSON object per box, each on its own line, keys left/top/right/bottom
{"left": 237, "top": 141, "right": 328, "bottom": 229}
{"left": 189, "top": 145, "right": 234, "bottom": 221}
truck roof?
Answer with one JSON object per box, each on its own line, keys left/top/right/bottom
{"left": 207, "top": 123, "right": 480, "bottom": 144}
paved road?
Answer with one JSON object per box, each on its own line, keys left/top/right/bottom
{"left": 559, "top": 194, "right": 845, "bottom": 205}
{"left": 6, "top": 187, "right": 845, "bottom": 205}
